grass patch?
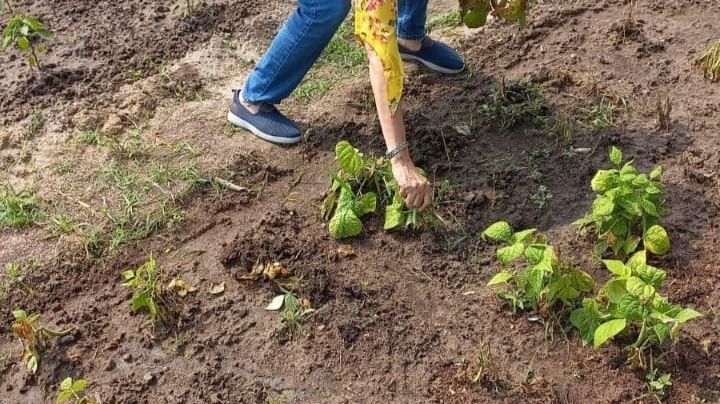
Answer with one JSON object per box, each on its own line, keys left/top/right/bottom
{"left": 478, "top": 78, "right": 549, "bottom": 131}
{"left": 427, "top": 10, "right": 461, "bottom": 32}
{"left": 319, "top": 22, "right": 366, "bottom": 70}
{"left": 699, "top": 40, "right": 720, "bottom": 82}
{"left": 25, "top": 108, "right": 44, "bottom": 138}
{"left": 294, "top": 75, "right": 334, "bottom": 102}
{"left": 580, "top": 96, "right": 617, "bottom": 130}
{"left": 79, "top": 130, "right": 100, "bottom": 146}
{"left": 0, "top": 186, "right": 43, "bottom": 230}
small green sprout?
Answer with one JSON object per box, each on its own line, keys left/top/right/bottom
{"left": 2, "top": 14, "right": 53, "bottom": 70}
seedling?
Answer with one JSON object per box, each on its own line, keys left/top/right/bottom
{"left": 2, "top": 14, "right": 53, "bottom": 70}
{"left": 646, "top": 367, "right": 671, "bottom": 401}
{"left": 122, "top": 256, "right": 182, "bottom": 328}
{"left": 56, "top": 377, "right": 94, "bottom": 404}
{"left": 0, "top": 185, "right": 43, "bottom": 230}
{"left": 570, "top": 250, "right": 702, "bottom": 369}
{"left": 575, "top": 147, "right": 670, "bottom": 258}
{"left": 11, "top": 309, "right": 72, "bottom": 374}
{"left": 4, "top": 262, "right": 32, "bottom": 295}
{"left": 267, "top": 290, "right": 316, "bottom": 342}
{"left": 324, "top": 141, "right": 441, "bottom": 239}
{"left": 482, "top": 221, "right": 594, "bottom": 328}
{"left": 581, "top": 96, "right": 616, "bottom": 130}
{"left": 530, "top": 185, "right": 553, "bottom": 209}
{"left": 698, "top": 40, "right": 720, "bottom": 82}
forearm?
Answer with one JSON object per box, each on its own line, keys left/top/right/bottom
{"left": 365, "top": 45, "right": 407, "bottom": 152}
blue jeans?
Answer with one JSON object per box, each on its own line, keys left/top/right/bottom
{"left": 243, "top": 0, "right": 429, "bottom": 104}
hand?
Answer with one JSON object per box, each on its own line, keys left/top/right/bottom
{"left": 391, "top": 153, "right": 432, "bottom": 211}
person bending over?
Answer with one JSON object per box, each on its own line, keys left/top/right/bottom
{"left": 228, "top": 0, "right": 465, "bottom": 211}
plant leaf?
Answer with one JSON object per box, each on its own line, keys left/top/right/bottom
{"left": 383, "top": 193, "right": 405, "bottom": 230}
{"left": 593, "top": 318, "right": 627, "bottom": 348}
{"left": 643, "top": 225, "right": 670, "bottom": 255}
{"left": 603, "top": 260, "right": 630, "bottom": 277}
{"left": 609, "top": 146, "right": 623, "bottom": 165}
{"left": 335, "top": 141, "right": 364, "bottom": 176}
{"left": 591, "top": 170, "right": 616, "bottom": 192}
{"left": 511, "top": 228, "right": 536, "bottom": 243}
{"left": 71, "top": 379, "right": 87, "bottom": 392}
{"left": 265, "top": 295, "right": 285, "bottom": 311}
{"left": 602, "top": 279, "right": 627, "bottom": 303}
{"left": 497, "top": 243, "right": 525, "bottom": 264}
{"left": 481, "top": 221, "right": 513, "bottom": 242}
{"left": 487, "top": 271, "right": 513, "bottom": 286}
{"left": 60, "top": 377, "right": 73, "bottom": 391}
{"left": 56, "top": 390, "right": 73, "bottom": 404}
{"left": 673, "top": 308, "right": 702, "bottom": 324}
{"left": 352, "top": 192, "right": 377, "bottom": 217}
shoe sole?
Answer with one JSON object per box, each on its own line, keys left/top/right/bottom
{"left": 227, "top": 111, "right": 302, "bottom": 145}
{"left": 400, "top": 53, "right": 465, "bottom": 74}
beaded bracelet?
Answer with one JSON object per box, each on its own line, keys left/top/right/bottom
{"left": 386, "top": 141, "right": 409, "bottom": 160}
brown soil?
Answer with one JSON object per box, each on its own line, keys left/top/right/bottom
{"left": 1, "top": 0, "right": 720, "bottom": 403}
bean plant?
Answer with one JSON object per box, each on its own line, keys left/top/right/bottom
{"left": 11, "top": 309, "right": 72, "bottom": 374}
{"left": 2, "top": 14, "right": 53, "bottom": 70}
{"left": 56, "top": 377, "right": 94, "bottom": 404}
{"left": 482, "top": 221, "right": 594, "bottom": 321}
{"left": 122, "top": 256, "right": 182, "bottom": 328}
{"left": 575, "top": 147, "right": 670, "bottom": 258}
{"left": 323, "top": 141, "right": 437, "bottom": 239}
{"left": 571, "top": 250, "right": 702, "bottom": 368}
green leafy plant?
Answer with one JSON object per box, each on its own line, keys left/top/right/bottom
{"left": 570, "top": 250, "right": 702, "bottom": 368}
{"left": 2, "top": 14, "right": 53, "bottom": 70}
{"left": 699, "top": 40, "right": 720, "bottom": 82}
{"left": 646, "top": 368, "right": 672, "bottom": 400}
{"left": 482, "top": 221, "right": 594, "bottom": 324}
{"left": 575, "top": 146, "right": 669, "bottom": 258}
{"left": 459, "top": 0, "right": 529, "bottom": 28}
{"left": 0, "top": 185, "right": 43, "bottom": 230}
{"left": 56, "top": 377, "right": 94, "bottom": 404}
{"left": 324, "top": 141, "right": 437, "bottom": 239}
{"left": 11, "top": 309, "right": 72, "bottom": 374}
{"left": 122, "top": 256, "right": 182, "bottom": 327}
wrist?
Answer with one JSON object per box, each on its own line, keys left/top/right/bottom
{"left": 390, "top": 150, "right": 413, "bottom": 166}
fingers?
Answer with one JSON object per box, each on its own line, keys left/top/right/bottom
{"left": 420, "top": 186, "right": 432, "bottom": 211}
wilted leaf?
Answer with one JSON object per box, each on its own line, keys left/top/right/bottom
{"left": 265, "top": 295, "right": 285, "bottom": 311}
{"left": 209, "top": 282, "right": 225, "bottom": 295}
{"left": 337, "top": 244, "right": 355, "bottom": 258}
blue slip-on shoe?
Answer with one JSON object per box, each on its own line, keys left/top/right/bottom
{"left": 227, "top": 90, "right": 302, "bottom": 145}
{"left": 399, "top": 37, "right": 465, "bottom": 74}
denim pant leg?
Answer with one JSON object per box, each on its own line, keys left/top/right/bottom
{"left": 243, "top": 0, "right": 351, "bottom": 104}
{"left": 397, "top": 0, "right": 430, "bottom": 40}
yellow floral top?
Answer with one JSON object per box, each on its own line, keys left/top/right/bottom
{"left": 354, "top": 0, "right": 403, "bottom": 113}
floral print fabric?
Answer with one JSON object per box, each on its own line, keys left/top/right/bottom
{"left": 354, "top": 0, "right": 404, "bottom": 113}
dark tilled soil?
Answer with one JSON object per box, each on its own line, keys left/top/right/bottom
{"left": 0, "top": 0, "right": 282, "bottom": 125}
{"left": 1, "top": 0, "right": 720, "bottom": 403}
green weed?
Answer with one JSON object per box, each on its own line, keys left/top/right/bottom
{"left": 294, "top": 75, "right": 334, "bottom": 102}
{"left": 0, "top": 186, "right": 43, "bottom": 229}
{"left": 581, "top": 96, "right": 617, "bottom": 130}
{"left": 319, "top": 22, "right": 365, "bottom": 70}
{"left": 80, "top": 130, "right": 100, "bottom": 146}
{"left": 530, "top": 185, "right": 553, "bottom": 208}
{"left": 25, "top": 108, "right": 44, "bottom": 138}
{"left": 478, "top": 78, "right": 549, "bottom": 131}
{"left": 427, "top": 10, "right": 461, "bottom": 32}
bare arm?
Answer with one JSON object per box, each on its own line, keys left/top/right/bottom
{"left": 365, "top": 45, "right": 431, "bottom": 211}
